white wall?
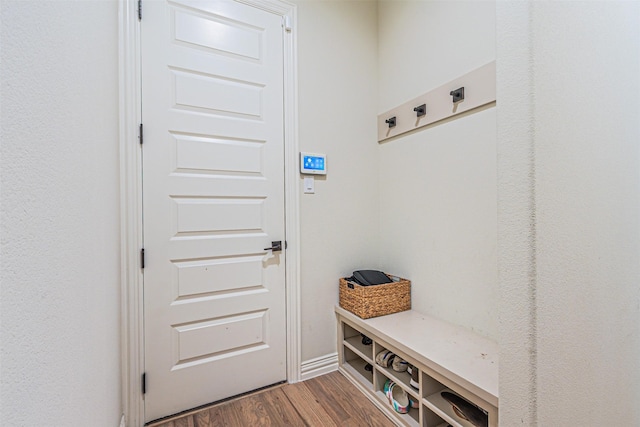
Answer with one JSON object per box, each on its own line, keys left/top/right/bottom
{"left": 497, "top": 2, "right": 640, "bottom": 425}
{"left": 377, "top": 1, "right": 498, "bottom": 340}
{"left": 293, "top": 0, "right": 380, "bottom": 363}
{"left": 0, "top": 1, "right": 122, "bottom": 426}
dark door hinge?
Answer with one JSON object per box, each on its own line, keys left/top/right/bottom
{"left": 138, "top": 0, "right": 142, "bottom": 20}
{"left": 139, "top": 123, "right": 143, "bottom": 145}
{"left": 142, "top": 372, "right": 146, "bottom": 394}
{"left": 141, "top": 248, "right": 145, "bottom": 269}
{"left": 285, "top": 241, "right": 288, "bottom": 250}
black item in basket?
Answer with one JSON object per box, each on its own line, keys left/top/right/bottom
{"left": 350, "top": 270, "right": 393, "bottom": 287}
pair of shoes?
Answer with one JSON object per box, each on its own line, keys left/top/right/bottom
{"left": 408, "top": 364, "right": 419, "bottom": 389}
{"left": 383, "top": 380, "right": 410, "bottom": 414}
{"left": 376, "top": 350, "right": 409, "bottom": 372}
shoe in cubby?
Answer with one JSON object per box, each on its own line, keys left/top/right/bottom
{"left": 375, "top": 350, "right": 396, "bottom": 368}
{"left": 392, "top": 356, "right": 408, "bottom": 372}
{"left": 387, "top": 381, "right": 410, "bottom": 414}
{"left": 409, "top": 365, "right": 419, "bottom": 390}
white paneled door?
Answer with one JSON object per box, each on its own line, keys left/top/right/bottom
{"left": 141, "top": 0, "right": 286, "bottom": 422}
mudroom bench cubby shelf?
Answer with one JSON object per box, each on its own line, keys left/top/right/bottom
{"left": 335, "top": 306, "right": 499, "bottom": 427}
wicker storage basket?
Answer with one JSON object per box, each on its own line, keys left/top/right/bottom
{"left": 339, "top": 275, "right": 411, "bottom": 319}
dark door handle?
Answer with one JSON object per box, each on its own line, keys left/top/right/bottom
{"left": 263, "top": 241, "right": 282, "bottom": 252}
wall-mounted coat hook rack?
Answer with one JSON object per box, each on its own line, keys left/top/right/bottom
{"left": 450, "top": 87, "right": 465, "bottom": 103}
{"left": 385, "top": 117, "right": 397, "bottom": 128}
{"left": 377, "top": 61, "right": 495, "bottom": 142}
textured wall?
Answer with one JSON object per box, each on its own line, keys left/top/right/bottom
{"left": 0, "top": 1, "right": 122, "bottom": 426}
{"left": 497, "top": 1, "right": 640, "bottom": 424}
{"left": 496, "top": 2, "right": 537, "bottom": 424}
{"left": 292, "top": 0, "right": 380, "bottom": 362}
{"left": 377, "top": 1, "right": 498, "bottom": 340}
{"left": 533, "top": 2, "right": 640, "bottom": 424}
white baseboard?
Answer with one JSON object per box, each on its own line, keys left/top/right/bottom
{"left": 300, "top": 352, "right": 338, "bottom": 381}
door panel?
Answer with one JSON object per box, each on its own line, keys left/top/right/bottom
{"left": 172, "top": 70, "right": 263, "bottom": 117}
{"left": 173, "top": 134, "right": 264, "bottom": 175}
{"left": 173, "top": 255, "right": 264, "bottom": 297}
{"left": 141, "top": 0, "right": 286, "bottom": 422}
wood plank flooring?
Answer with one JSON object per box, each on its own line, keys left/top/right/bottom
{"left": 148, "top": 371, "right": 396, "bottom": 427}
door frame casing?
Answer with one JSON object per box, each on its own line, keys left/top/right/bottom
{"left": 118, "top": 1, "right": 300, "bottom": 425}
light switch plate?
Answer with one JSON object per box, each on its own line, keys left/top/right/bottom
{"left": 304, "top": 176, "right": 315, "bottom": 194}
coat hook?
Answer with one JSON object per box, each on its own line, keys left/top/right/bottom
{"left": 385, "top": 117, "right": 396, "bottom": 128}
{"left": 413, "top": 104, "right": 426, "bottom": 117}
{"left": 450, "top": 87, "right": 465, "bottom": 103}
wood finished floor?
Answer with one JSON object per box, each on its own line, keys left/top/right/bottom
{"left": 148, "top": 371, "right": 396, "bottom": 427}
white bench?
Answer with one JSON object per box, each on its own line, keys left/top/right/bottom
{"left": 335, "top": 306, "right": 499, "bottom": 427}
